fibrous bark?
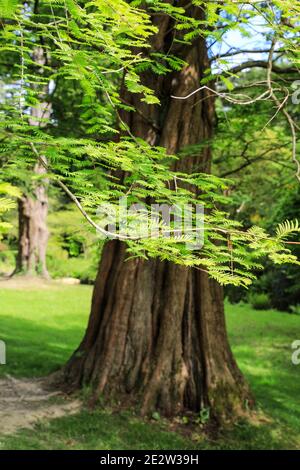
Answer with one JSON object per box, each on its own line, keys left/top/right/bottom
{"left": 63, "top": 5, "right": 252, "bottom": 422}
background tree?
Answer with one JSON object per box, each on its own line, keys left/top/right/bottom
{"left": 0, "top": 1, "right": 52, "bottom": 277}
{"left": 212, "top": 68, "right": 300, "bottom": 310}
{"left": 16, "top": 44, "right": 51, "bottom": 278}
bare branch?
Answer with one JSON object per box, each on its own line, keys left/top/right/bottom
{"left": 266, "top": 37, "right": 300, "bottom": 182}
{"left": 225, "top": 60, "right": 299, "bottom": 76}
{"left": 210, "top": 48, "right": 283, "bottom": 62}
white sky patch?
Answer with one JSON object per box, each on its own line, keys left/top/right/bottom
{"left": 209, "top": 14, "right": 276, "bottom": 73}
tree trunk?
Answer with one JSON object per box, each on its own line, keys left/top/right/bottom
{"left": 16, "top": 169, "right": 49, "bottom": 278}
{"left": 15, "top": 46, "right": 50, "bottom": 278}
{"left": 63, "top": 6, "right": 252, "bottom": 422}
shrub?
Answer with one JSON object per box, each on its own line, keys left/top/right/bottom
{"left": 225, "top": 285, "right": 248, "bottom": 304}
{"left": 47, "top": 252, "right": 96, "bottom": 282}
{"left": 253, "top": 268, "right": 300, "bottom": 312}
{"left": 290, "top": 305, "right": 300, "bottom": 315}
{"left": 46, "top": 205, "right": 101, "bottom": 283}
{"left": 248, "top": 292, "right": 271, "bottom": 310}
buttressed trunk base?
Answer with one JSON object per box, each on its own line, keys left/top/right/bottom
{"left": 64, "top": 242, "right": 252, "bottom": 422}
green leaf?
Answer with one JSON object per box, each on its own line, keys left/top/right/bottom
{"left": 0, "top": 183, "right": 21, "bottom": 198}
{"left": 220, "top": 75, "right": 234, "bottom": 91}
{"left": 276, "top": 219, "right": 300, "bottom": 239}
{"left": 142, "top": 95, "right": 160, "bottom": 105}
{"left": 0, "top": 0, "right": 18, "bottom": 18}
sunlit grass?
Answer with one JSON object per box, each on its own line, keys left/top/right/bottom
{"left": 226, "top": 302, "right": 300, "bottom": 445}
{"left": 0, "top": 283, "right": 91, "bottom": 377}
{"left": 0, "top": 284, "right": 299, "bottom": 449}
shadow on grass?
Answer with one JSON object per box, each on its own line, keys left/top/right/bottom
{"left": 232, "top": 347, "right": 300, "bottom": 437}
{"left": 0, "top": 284, "right": 91, "bottom": 377}
{"left": 0, "top": 314, "right": 82, "bottom": 377}
{"left": 0, "top": 294, "right": 299, "bottom": 449}
{"left": 0, "top": 408, "right": 296, "bottom": 450}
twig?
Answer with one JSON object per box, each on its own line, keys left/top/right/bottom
{"left": 29, "top": 142, "right": 135, "bottom": 241}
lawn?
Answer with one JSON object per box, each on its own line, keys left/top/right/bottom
{"left": 0, "top": 282, "right": 299, "bottom": 450}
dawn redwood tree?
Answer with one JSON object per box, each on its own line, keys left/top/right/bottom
{"left": 63, "top": 5, "right": 251, "bottom": 420}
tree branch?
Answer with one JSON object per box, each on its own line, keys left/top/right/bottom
{"left": 210, "top": 48, "right": 283, "bottom": 63}
{"left": 225, "top": 60, "right": 299, "bottom": 76}
{"left": 29, "top": 142, "right": 135, "bottom": 241}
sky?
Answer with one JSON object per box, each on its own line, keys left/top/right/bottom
{"left": 210, "top": 14, "right": 274, "bottom": 72}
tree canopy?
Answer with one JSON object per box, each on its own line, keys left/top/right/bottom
{"left": 1, "top": 0, "right": 300, "bottom": 286}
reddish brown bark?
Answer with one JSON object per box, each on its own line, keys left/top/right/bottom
{"left": 63, "top": 5, "right": 252, "bottom": 422}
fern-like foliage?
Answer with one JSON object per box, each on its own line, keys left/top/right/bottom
{"left": 276, "top": 220, "right": 300, "bottom": 240}
{"left": 0, "top": 183, "right": 21, "bottom": 238}
{"left": 0, "top": 1, "right": 299, "bottom": 287}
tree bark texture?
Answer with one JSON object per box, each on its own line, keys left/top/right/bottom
{"left": 63, "top": 4, "right": 252, "bottom": 422}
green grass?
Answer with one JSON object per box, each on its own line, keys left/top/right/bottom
{"left": 0, "top": 284, "right": 299, "bottom": 450}
{"left": 0, "top": 284, "right": 91, "bottom": 377}
{"left": 226, "top": 302, "right": 300, "bottom": 446}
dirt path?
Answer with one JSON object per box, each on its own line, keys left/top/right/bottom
{"left": 0, "top": 276, "right": 80, "bottom": 290}
{"left": 0, "top": 376, "right": 81, "bottom": 435}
